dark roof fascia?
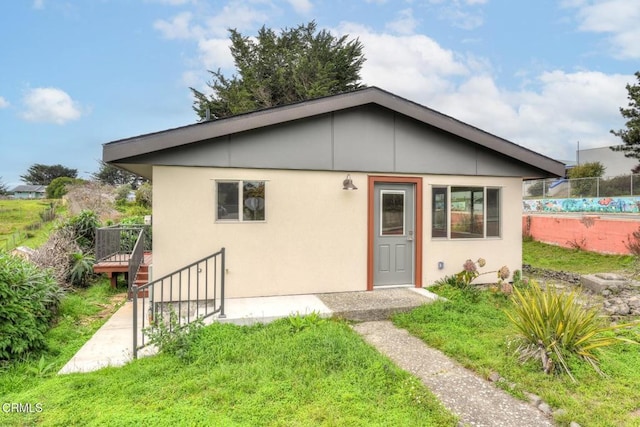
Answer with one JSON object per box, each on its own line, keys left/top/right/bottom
{"left": 103, "top": 86, "right": 565, "bottom": 177}
{"left": 11, "top": 185, "right": 46, "bottom": 192}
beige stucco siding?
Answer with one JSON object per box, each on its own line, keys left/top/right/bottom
{"left": 152, "top": 166, "right": 523, "bottom": 298}
{"left": 153, "top": 166, "right": 368, "bottom": 298}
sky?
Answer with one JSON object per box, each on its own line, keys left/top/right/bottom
{"left": 1, "top": 0, "right": 639, "bottom": 188}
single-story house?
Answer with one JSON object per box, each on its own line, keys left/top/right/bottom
{"left": 103, "top": 87, "right": 564, "bottom": 299}
{"left": 11, "top": 185, "right": 47, "bottom": 199}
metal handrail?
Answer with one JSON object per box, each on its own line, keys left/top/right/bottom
{"left": 128, "top": 231, "right": 145, "bottom": 290}
{"left": 132, "top": 248, "right": 226, "bottom": 358}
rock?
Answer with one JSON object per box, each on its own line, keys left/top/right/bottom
{"left": 538, "top": 402, "right": 553, "bottom": 416}
{"left": 581, "top": 274, "right": 627, "bottom": 294}
{"left": 595, "top": 273, "right": 624, "bottom": 280}
{"left": 570, "top": 422, "right": 582, "bottom": 427}
{"left": 488, "top": 371, "right": 501, "bottom": 382}
{"left": 628, "top": 296, "right": 640, "bottom": 310}
{"left": 525, "top": 393, "right": 542, "bottom": 406}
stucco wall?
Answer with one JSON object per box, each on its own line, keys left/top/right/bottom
{"left": 423, "top": 175, "right": 523, "bottom": 285}
{"left": 153, "top": 166, "right": 523, "bottom": 298}
{"left": 523, "top": 214, "right": 640, "bottom": 255}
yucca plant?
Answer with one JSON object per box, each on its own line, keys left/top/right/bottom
{"left": 505, "top": 281, "right": 638, "bottom": 381}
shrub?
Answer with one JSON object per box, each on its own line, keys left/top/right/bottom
{"left": 60, "top": 210, "right": 99, "bottom": 253}
{"left": 144, "top": 309, "right": 203, "bottom": 361}
{"left": 114, "top": 184, "right": 133, "bottom": 206}
{"left": 135, "top": 182, "right": 152, "bottom": 209}
{"left": 46, "top": 177, "right": 84, "bottom": 199}
{"left": 506, "top": 281, "right": 637, "bottom": 380}
{"left": 0, "top": 253, "right": 63, "bottom": 361}
{"left": 68, "top": 251, "right": 96, "bottom": 288}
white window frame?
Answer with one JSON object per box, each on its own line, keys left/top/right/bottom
{"left": 215, "top": 180, "right": 266, "bottom": 223}
{"left": 379, "top": 190, "right": 406, "bottom": 236}
{"left": 430, "top": 185, "right": 502, "bottom": 239}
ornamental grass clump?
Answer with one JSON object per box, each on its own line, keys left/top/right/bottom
{"left": 506, "top": 281, "right": 638, "bottom": 381}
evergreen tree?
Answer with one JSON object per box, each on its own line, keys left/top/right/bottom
{"left": 21, "top": 164, "right": 77, "bottom": 186}
{"left": 92, "top": 161, "right": 142, "bottom": 188}
{"left": 191, "top": 21, "right": 366, "bottom": 119}
{"left": 611, "top": 71, "right": 640, "bottom": 172}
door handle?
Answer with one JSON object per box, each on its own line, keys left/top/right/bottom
{"left": 407, "top": 230, "right": 414, "bottom": 241}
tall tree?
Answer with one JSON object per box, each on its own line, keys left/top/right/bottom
{"left": 191, "top": 21, "right": 366, "bottom": 120}
{"left": 611, "top": 71, "right": 640, "bottom": 172}
{"left": 21, "top": 164, "right": 78, "bottom": 185}
{"left": 92, "top": 161, "right": 142, "bottom": 188}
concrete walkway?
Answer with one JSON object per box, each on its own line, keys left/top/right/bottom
{"left": 354, "top": 321, "right": 555, "bottom": 427}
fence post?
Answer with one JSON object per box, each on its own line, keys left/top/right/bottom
{"left": 219, "top": 248, "right": 226, "bottom": 318}
{"left": 132, "top": 285, "right": 138, "bottom": 359}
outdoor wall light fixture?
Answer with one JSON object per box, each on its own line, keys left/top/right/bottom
{"left": 342, "top": 174, "right": 358, "bottom": 190}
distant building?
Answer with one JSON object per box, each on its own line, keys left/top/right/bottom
{"left": 578, "top": 145, "right": 639, "bottom": 176}
{"left": 11, "top": 185, "right": 46, "bottom": 199}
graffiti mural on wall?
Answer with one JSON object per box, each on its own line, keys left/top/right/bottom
{"left": 523, "top": 197, "right": 640, "bottom": 213}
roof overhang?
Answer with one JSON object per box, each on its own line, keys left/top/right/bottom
{"left": 103, "top": 86, "right": 565, "bottom": 179}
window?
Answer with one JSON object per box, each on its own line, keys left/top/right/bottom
{"left": 431, "top": 186, "right": 501, "bottom": 239}
{"left": 432, "top": 187, "right": 447, "bottom": 237}
{"left": 486, "top": 188, "right": 500, "bottom": 237}
{"left": 380, "top": 191, "right": 405, "bottom": 235}
{"left": 216, "top": 180, "right": 265, "bottom": 221}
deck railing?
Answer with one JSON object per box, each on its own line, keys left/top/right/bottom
{"left": 132, "top": 248, "right": 226, "bottom": 358}
{"left": 95, "top": 225, "right": 151, "bottom": 262}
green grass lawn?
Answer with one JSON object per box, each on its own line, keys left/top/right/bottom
{"left": 0, "top": 199, "right": 65, "bottom": 250}
{"left": 523, "top": 238, "right": 636, "bottom": 274}
{"left": 394, "top": 285, "right": 640, "bottom": 427}
{"left": 2, "top": 316, "right": 457, "bottom": 426}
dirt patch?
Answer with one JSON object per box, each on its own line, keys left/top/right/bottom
{"left": 79, "top": 292, "right": 127, "bottom": 326}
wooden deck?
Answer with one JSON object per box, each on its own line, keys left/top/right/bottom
{"left": 94, "top": 252, "right": 152, "bottom": 288}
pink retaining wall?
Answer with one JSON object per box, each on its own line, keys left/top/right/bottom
{"left": 522, "top": 214, "right": 640, "bottom": 255}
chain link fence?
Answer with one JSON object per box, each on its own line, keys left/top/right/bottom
{"left": 523, "top": 174, "right": 640, "bottom": 199}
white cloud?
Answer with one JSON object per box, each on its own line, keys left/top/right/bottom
{"left": 567, "top": 0, "right": 640, "bottom": 59}
{"left": 287, "top": 0, "right": 313, "bottom": 14}
{"left": 339, "top": 22, "right": 632, "bottom": 161}
{"left": 427, "top": 0, "right": 486, "bottom": 29}
{"left": 0, "top": 97, "right": 9, "bottom": 108}
{"left": 20, "top": 87, "right": 83, "bottom": 124}
{"left": 32, "top": 0, "right": 44, "bottom": 10}
{"left": 204, "top": 4, "right": 270, "bottom": 38}
{"left": 197, "top": 38, "right": 234, "bottom": 71}
{"left": 154, "top": 11, "right": 204, "bottom": 39}
{"left": 431, "top": 70, "right": 632, "bottom": 161}
{"left": 386, "top": 9, "right": 418, "bottom": 35}
{"left": 339, "top": 22, "right": 469, "bottom": 97}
